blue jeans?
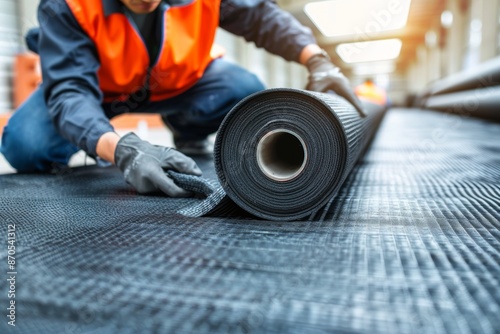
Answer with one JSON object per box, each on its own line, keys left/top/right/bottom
{"left": 1, "top": 59, "right": 265, "bottom": 172}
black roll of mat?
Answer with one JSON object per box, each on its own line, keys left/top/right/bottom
{"left": 425, "top": 56, "right": 500, "bottom": 96}
{"left": 424, "top": 86, "right": 500, "bottom": 122}
{"left": 174, "top": 89, "right": 385, "bottom": 221}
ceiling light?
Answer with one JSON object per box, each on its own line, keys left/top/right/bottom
{"left": 352, "top": 61, "right": 396, "bottom": 75}
{"left": 336, "top": 39, "right": 402, "bottom": 63}
{"left": 304, "top": 0, "right": 412, "bottom": 38}
{"left": 440, "top": 10, "right": 453, "bottom": 28}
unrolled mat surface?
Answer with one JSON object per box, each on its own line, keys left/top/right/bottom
{"left": 1, "top": 108, "right": 499, "bottom": 333}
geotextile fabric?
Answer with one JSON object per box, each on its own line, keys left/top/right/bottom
{"left": 425, "top": 56, "right": 500, "bottom": 96}
{"left": 170, "top": 89, "right": 385, "bottom": 220}
{"left": 0, "top": 108, "right": 499, "bottom": 333}
{"left": 213, "top": 89, "right": 384, "bottom": 220}
{"left": 418, "top": 57, "right": 500, "bottom": 122}
{"left": 423, "top": 86, "right": 500, "bottom": 122}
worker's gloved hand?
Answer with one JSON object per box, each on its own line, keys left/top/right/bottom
{"left": 306, "top": 50, "right": 366, "bottom": 117}
{"left": 115, "top": 133, "right": 202, "bottom": 197}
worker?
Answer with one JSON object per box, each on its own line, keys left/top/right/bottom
{"left": 355, "top": 77, "right": 388, "bottom": 106}
{"left": 1, "top": 0, "right": 364, "bottom": 197}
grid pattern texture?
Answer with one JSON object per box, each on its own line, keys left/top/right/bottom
{"left": 0, "top": 108, "right": 499, "bottom": 333}
{"left": 213, "top": 89, "right": 384, "bottom": 220}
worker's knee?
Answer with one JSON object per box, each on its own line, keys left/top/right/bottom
{"left": 1, "top": 121, "right": 47, "bottom": 172}
{"left": 206, "top": 59, "right": 265, "bottom": 102}
{"left": 1, "top": 90, "right": 77, "bottom": 172}
{"left": 2, "top": 121, "right": 77, "bottom": 173}
{"left": 221, "top": 64, "right": 265, "bottom": 101}
{"left": 231, "top": 71, "right": 265, "bottom": 100}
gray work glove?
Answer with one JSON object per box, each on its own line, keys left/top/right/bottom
{"left": 115, "top": 133, "right": 202, "bottom": 197}
{"left": 306, "top": 51, "right": 366, "bottom": 117}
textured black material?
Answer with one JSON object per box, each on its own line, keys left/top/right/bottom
{"left": 1, "top": 108, "right": 499, "bottom": 333}
{"left": 425, "top": 56, "right": 500, "bottom": 96}
{"left": 424, "top": 86, "right": 500, "bottom": 122}
{"left": 417, "top": 57, "right": 500, "bottom": 122}
{"left": 212, "top": 89, "right": 384, "bottom": 220}
{"left": 167, "top": 89, "right": 384, "bottom": 220}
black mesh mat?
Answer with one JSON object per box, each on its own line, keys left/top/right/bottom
{"left": 211, "top": 89, "right": 384, "bottom": 220}
{"left": 167, "top": 89, "right": 385, "bottom": 221}
{"left": 1, "top": 108, "right": 499, "bottom": 333}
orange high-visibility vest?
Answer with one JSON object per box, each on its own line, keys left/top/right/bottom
{"left": 65, "top": 0, "right": 221, "bottom": 103}
{"left": 355, "top": 81, "right": 387, "bottom": 106}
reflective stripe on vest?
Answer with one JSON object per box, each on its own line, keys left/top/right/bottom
{"left": 65, "top": 0, "right": 220, "bottom": 103}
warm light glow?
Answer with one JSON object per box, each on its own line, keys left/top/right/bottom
{"left": 336, "top": 39, "right": 402, "bottom": 63}
{"left": 441, "top": 10, "right": 453, "bottom": 28}
{"left": 304, "top": 0, "right": 412, "bottom": 38}
{"left": 352, "top": 61, "right": 396, "bottom": 75}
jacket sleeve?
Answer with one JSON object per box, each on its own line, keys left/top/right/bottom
{"left": 38, "top": 0, "right": 114, "bottom": 157}
{"left": 219, "top": 0, "right": 316, "bottom": 62}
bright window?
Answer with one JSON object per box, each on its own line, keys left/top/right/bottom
{"left": 304, "top": 0, "right": 411, "bottom": 38}
{"left": 352, "top": 61, "right": 396, "bottom": 75}
{"left": 336, "top": 39, "right": 403, "bottom": 63}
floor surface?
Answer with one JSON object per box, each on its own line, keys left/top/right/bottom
{"left": 0, "top": 108, "right": 499, "bottom": 334}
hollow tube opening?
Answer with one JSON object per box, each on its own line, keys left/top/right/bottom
{"left": 256, "top": 129, "right": 308, "bottom": 182}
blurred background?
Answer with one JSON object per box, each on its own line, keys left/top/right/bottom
{"left": 0, "top": 0, "right": 499, "bottom": 138}
{"left": 1, "top": 0, "right": 499, "bottom": 113}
